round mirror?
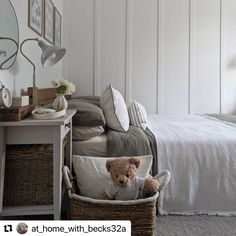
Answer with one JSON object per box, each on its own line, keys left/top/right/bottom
{"left": 0, "top": 0, "right": 19, "bottom": 70}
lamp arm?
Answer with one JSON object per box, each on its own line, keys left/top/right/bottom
{"left": 0, "top": 37, "right": 19, "bottom": 69}
{"left": 20, "top": 38, "right": 38, "bottom": 74}
{"left": 20, "top": 38, "right": 39, "bottom": 105}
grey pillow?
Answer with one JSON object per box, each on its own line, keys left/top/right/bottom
{"left": 68, "top": 101, "right": 106, "bottom": 126}
{"left": 71, "top": 96, "right": 100, "bottom": 106}
{"left": 72, "top": 126, "right": 104, "bottom": 141}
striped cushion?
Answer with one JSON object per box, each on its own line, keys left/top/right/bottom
{"left": 127, "top": 100, "right": 147, "bottom": 130}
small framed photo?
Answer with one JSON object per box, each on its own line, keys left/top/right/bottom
{"left": 28, "top": 0, "right": 43, "bottom": 35}
{"left": 54, "top": 8, "right": 62, "bottom": 46}
{"left": 44, "top": 0, "right": 54, "bottom": 44}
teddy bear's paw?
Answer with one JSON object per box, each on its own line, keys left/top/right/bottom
{"left": 143, "top": 178, "right": 160, "bottom": 194}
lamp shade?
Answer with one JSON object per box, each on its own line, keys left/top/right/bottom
{"left": 38, "top": 40, "right": 66, "bottom": 68}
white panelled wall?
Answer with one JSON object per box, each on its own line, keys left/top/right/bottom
{"left": 64, "top": 0, "right": 236, "bottom": 114}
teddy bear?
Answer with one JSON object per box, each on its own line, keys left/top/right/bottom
{"left": 99, "top": 156, "right": 160, "bottom": 200}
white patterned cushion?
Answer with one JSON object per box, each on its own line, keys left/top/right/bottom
{"left": 100, "top": 85, "right": 129, "bottom": 132}
{"left": 128, "top": 99, "right": 147, "bottom": 130}
{"left": 73, "top": 155, "right": 153, "bottom": 199}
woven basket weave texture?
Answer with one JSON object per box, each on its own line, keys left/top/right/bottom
{"left": 68, "top": 179, "right": 157, "bottom": 236}
{"left": 3, "top": 144, "right": 53, "bottom": 206}
{"left": 71, "top": 199, "right": 156, "bottom": 236}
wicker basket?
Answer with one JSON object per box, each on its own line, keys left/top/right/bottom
{"left": 63, "top": 166, "right": 170, "bottom": 236}
{"left": 3, "top": 144, "right": 53, "bottom": 206}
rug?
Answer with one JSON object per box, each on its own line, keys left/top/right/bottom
{"left": 156, "top": 215, "right": 236, "bottom": 236}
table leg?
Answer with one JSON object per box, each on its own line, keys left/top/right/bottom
{"left": 0, "top": 127, "right": 6, "bottom": 213}
{"left": 65, "top": 122, "right": 72, "bottom": 170}
{"left": 53, "top": 126, "right": 63, "bottom": 220}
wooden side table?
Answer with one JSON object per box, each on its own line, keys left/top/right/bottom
{"left": 0, "top": 109, "right": 76, "bottom": 220}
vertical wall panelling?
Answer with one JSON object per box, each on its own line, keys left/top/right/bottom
{"left": 190, "top": 0, "right": 221, "bottom": 114}
{"left": 189, "top": 0, "right": 195, "bottom": 114}
{"left": 99, "top": 0, "right": 126, "bottom": 96}
{"left": 157, "top": 0, "right": 163, "bottom": 114}
{"left": 188, "top": 0, "right": 192, "bottom": 114}
{"left": 158, "top": 0, "right": 189, "bottom": 115}
{"left": 94, "top": 0, "right": 101, "bottom": 95}
{"left": 125, "top": 0, "right": 132, "bottom": 101}
{"left": 221, "top": 0, "right": 236, "bottom": 114}
{"left": 62, "top": 0, "right": 68, "bottom": 81}
{"left": 219, "top": 0, "right": 223, "bottom": 114}
{"left": 65, "top": 0, "right": 94, "bottom": 96}
{"left": 131, "top": 0, "right": 158, "bottom": 113}
{"left": 156, "top": 0, "right": 159, "bottom": 113}
{"left": 220, "top": 0, "right": 225, "bottom": 114}
{"left": 64, "top": 0, "right": 236, "bottom": 114}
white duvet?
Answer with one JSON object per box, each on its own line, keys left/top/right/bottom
{"left": 147, "top": 115, "right": 236, "bottom": 215}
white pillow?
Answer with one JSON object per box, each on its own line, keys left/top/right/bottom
{"left": 100, "top": 85, "right": 129, "bottom": 132}
{"left": 72, "top": 155, "right": 153, "bottom": 199}
{"left": 72, "top": 126, "right": 104, "bottom": 141}
{"left": 128, "top": 99, "right": 147, "bottom": 130}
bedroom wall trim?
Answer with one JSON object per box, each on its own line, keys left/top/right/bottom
{"left": 125, "top": 0, "right": 132, "bottom": 102}
{"left": 189, "top": 0, "right": 195, "bottom": 114}
{"left": 219, "top": 0, "right": 225, "bottom": 114}
{"left": 188, "top": 0, "right": 192, "bottom": 115}
{"left": 157, "top": 0, "right": 164, "bottom": 114}
{"left": 156, "top": 0, "right": 159, "bottom": 113}
{"left": 93, "top": 0, "right": 101, "bottom": 96}
{"left": 219, "top": 0, "right": 222, "bottom": 114}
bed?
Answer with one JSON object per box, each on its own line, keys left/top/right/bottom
{"left": 147, "top": 114, "right": 236, "bottom": 216}
{"left": 33, "top": 88, "right": 236, "bottom": 216}
{"left": 70, "top": 97, "right": 236, "bottom": 216}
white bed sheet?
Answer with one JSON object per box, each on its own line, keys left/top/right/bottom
{"left": 72, "top": 134, "right": 107, "bottom": 157}
{"left": 147, "top": 114, "right": 236, "bottom": 215}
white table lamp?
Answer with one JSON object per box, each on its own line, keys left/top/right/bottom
{"left": 20, "top": 38, "right": 66, "bottom": 105}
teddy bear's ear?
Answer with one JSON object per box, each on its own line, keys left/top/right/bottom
{"left": 129, "top": 157, "right": 140, "bottom": 169}
{"left": 106, "top": 160, "right": 113, "bottom": 172}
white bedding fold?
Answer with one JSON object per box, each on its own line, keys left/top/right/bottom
{"left": 147, "top": 115, "right": 236, "bottom": 215}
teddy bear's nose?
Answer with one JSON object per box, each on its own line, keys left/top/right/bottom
{"left": 119, "top": 180, "right": 124, "bottom": 184}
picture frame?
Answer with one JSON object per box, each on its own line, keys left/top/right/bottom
{"left": 28, "top": 0, "right": 43, "bottom": 35}
{"left": 44, "top": 0, "right": 54, "bottom": 44}
{"left": 54, "top": 8, "right": 62, "bottom": 46}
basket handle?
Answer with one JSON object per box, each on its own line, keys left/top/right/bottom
{"left": 63, "top": 166, "right": 74, "bottom": 191}
{"left": 153, "top": 170, "right": 171, "bottom": 191}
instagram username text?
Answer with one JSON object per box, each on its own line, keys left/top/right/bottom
{"left": 31, "top": 224, "right": 127, "bottom": 234}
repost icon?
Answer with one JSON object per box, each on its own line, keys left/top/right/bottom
{"left": 4, "top": 225, "right": 13, "bottom": 232}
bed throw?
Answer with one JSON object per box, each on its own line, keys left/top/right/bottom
{"left": 147, "top": 114, "right": 236, "bottom": 215}
{"left": 107, "top": 126, "right": 157, "bottom": 167}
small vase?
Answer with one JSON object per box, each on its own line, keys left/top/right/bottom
{"left": 52, "top": 94, "right": 68, "bottom": 111}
